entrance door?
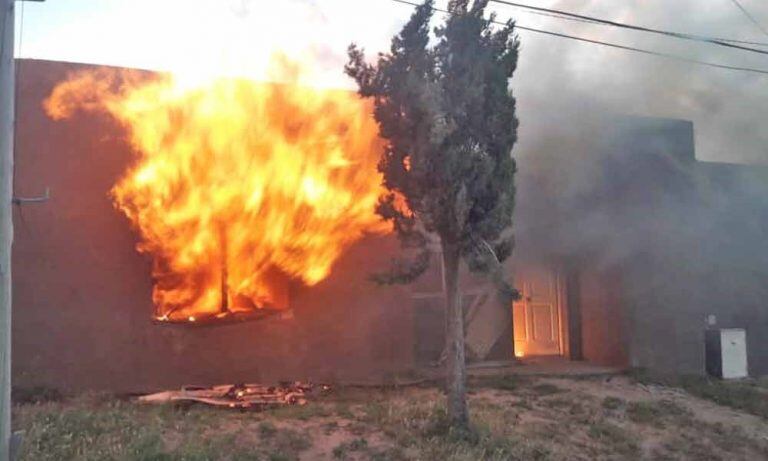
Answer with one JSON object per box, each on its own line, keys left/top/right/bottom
{"left": 513, "top": 266, "right": 561, "bottom": 356}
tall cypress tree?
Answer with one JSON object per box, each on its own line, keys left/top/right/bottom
{"left": 346, "top": 0, "right": 519, "bottom": 428}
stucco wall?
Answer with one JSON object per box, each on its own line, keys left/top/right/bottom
{"left": 12, "top": 60, "right": 417, "bottom": 392}
{"left": 12, "top": 59, "right": 768, "bottom": 393}
{"left": 577, "top": 268, "right": 628, "bottom": 368}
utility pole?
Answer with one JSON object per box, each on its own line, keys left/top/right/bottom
{"left": 0, "top": 0, "right": 14, "bottom": 458}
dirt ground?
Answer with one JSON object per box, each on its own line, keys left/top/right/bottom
{"left": 12, "top": 374, "right": 768, "bottom": 460}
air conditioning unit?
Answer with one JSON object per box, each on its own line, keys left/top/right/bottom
{"left": 705, "top": 328, "right": 748, "bottom": 379}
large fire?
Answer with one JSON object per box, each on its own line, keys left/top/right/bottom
{"left": 44, "top": 65, "right": 389, "bottom": 322}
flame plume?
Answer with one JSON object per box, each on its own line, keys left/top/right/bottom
{"left": 45, "top": 65, "right": 389, "bottom": 322}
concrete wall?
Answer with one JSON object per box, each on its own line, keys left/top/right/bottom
{"left": 12, "top": 60, "right": 417, "bottom": 392}
{"left": 577, "top": 267, "right": 628, "bottom": 368}
{"left": 12, "top": 59, "right": 768, "bottom": 393}
{"left": 515, "top": 114, "right": 768, "bottom": 377}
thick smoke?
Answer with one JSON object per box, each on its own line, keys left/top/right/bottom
{"left": 507, "top": 0, "right": 768, "bottom": 165}
{"left": 279, "top": 0, "right": 768, "bottom": 164}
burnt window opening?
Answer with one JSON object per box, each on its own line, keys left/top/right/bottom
{"left": 151, "top": 265, "right": 293, "bottom": 326}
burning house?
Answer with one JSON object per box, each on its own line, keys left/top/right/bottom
{"left": 11, "top": 59, "right": 768, "bottom": 393}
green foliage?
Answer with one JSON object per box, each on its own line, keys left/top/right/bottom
{"left": 346, "top": 0, "right": 520, "bottom": 288}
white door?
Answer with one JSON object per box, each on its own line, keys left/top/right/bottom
{"left": 513, "top": 266, "right": 561, "bottom": 356}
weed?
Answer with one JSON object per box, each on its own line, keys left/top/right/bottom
{"left": 259, "top": 421, "right": 277, "bottom": 438}
{"left": 588, "top": 421, "right": 639, "bottom": 457}
{"left": 475, "top": 374, "right": 530, "bottom": 391}
{"left": 627, "top": 400, "right": 665, "bottom": 426}
{"left": 530, "top": 383, "right": 562, "bottom": 396}
{"left": 333, "top": 402, "right": 355, "bottom": 419}
{"left": 511, "top": 397, "right": 533, "bottom": 410}
{"left": 601, "top": 396, "right": 625, "bottom": 410}
{"left": 679, "top": 375, "right": 768, "bottom": 419}
{"left": 272, "top": 428, "right": 312, "bottom": 454}
{"left": 266, "top": 402, "right": 330, "bottom": 420}
{"left": 323, "top": 421, "right": 339, "bottom": 434}
{"left": 332, "top": 437, "right": 369, "bottom": 459}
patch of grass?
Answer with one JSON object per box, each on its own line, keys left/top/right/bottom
{"left": 14, "top": 401, "right": 157, "bottom": 460}
{"left": 333, "top": 402, "right": 355, "bottom": 419}
{"left": 601, "top": 396, "right": 625, "bottom": 410}
{"left": 474, "top": 374, "right": 531, "bottom": 391}
{"left": 332, "top": 437, "right": 369, "bottom": 459}
{"left": 679, "top": 375, "right": 768, "bottom": 419}
{"left": 359, "top": 400, "right": 388, "bottom": 424}
{"left": 510, "top": 397, "right": 533, "bottom": 410}
{"left": 270, "top": 428, "right": 312, "bottom": 459}
{"left": 369, "top": 446, "right": 407, "bottom": 461}
{"left": 365, "top": 393, "right": 552, "bottom": 461}
{"left": 627, "top": 399, "right": 691, "bottom": 427}
{"left": 626, "top": 400, "right": 665, "bottom": 426}
{"left": 530, "top": 383, "right": 562, "bottom": 396}
{"left": 659, "top": 419, "right": 768, "bottom": 460}
{"left": 587, "top": 421, "right": 640, "bottom": 457}
{"left": 13, "top": 377, "right": 768, "bottom": 461}
{"left": 628, "top": 369, "right": 768, "bottom": 420}
{"left": 265, "top": 402, "right": 330, "bottom": 420}
{"left": 12, "top": 386, "right": 64, "bottom": 405}
{"left": 538, "top": 396, "right": 587, "bottom": 417}
{"left": 323, "top": 421, "right": 339, "bottom": 434}
{"left": 13, "top": 398, "right": 298, "bottom": 461}
{"left": 259, "top": 421, "right": 278, "bottom": 438}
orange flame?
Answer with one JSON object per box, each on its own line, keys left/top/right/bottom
{"left": 44, "top": 64, "right": 389, "bottom": 321}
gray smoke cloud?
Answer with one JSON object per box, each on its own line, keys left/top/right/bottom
{"left": 508, "top": 0, "right": 768, "bottom": 165}
{"left": 293, "top": 0, "right": 768, "bottom": 165}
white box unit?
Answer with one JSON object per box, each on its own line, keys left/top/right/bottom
{"left": 705, "top": 328, "right": 748, "bottom": 379}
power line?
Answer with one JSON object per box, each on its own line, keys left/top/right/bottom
{"left": 510, "top": 2, "right": 768, "bottom": 47}
{"left": 489, "top": 0, "right": 768, "bottom": 55}
{"left": 728, "top": 0, "right": 768, "bottom": 38}
{"left": 389, "top": 0, "right": 768, "bottom": 76}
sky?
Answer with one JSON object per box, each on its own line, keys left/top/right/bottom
{"left": 14, "top": 0, "right": 768, "bottom": 164}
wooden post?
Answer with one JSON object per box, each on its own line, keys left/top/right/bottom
{"left": 0, "top": 0, "right": 14, "bottom": 458}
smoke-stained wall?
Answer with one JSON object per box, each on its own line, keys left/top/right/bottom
{"left": 515, "top": 113, "right": 768, "bottom": 376}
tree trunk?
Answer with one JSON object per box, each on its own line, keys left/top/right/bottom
{"left": 441, "top": 240, "right": 469, "bottom": 429}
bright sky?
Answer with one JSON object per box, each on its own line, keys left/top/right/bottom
{"left": 15, "top": 0, "right": 411, "bottom": 88}
{"left": 13, "top": 0, "right": 768, "bottom": 163}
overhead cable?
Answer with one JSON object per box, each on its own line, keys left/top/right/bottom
{"left": 389, "top": 0, "right": 768, "bottom": 76}
{"left": 489, "top": 0, "right": 768, "bottom": 54}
